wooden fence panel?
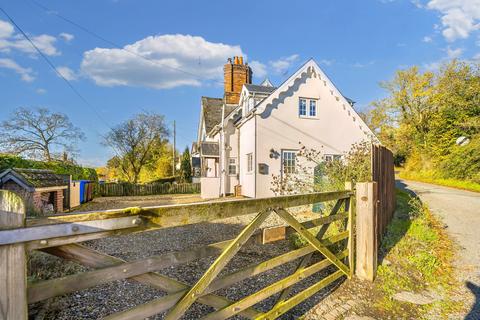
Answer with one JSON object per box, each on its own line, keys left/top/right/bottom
{"left": 371, "top": 144, "right": 396, "bottom": 241}
{"left": 94, "top": 182, "right": 201, "bottom": 197}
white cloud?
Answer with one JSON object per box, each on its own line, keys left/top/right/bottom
{"left": 352, "top": 61, "right": 375, "bottom": 68}
{"left": 269, "top": 54, "right": 299, "bottom": 75}
{"left": 0, "top": 20, "right": 14, "bottom": 38}
{"left": 57, "top": 66, "right": 77, "bottom": 80}
{"left": 426, "top": 0, "right": 480, "bottom": 42}
{"left": 59, "top": 32, "right": 74, "bottom": 42}
{"left": 319, "top": 59, "right": 334, "bottom": 66}
{"left": 249, "top": 60, "right": 267, "bottom": 78}
{"left": 446, "top": 46, "right": 464, "bottom": 58}
{"left": 36, "top": 88, "right": 46, "bottom": 94}
{"left": 0, "top": 58, "right": 35, "bottom": 82}
{"left": 0, "top": 19, "right": 59, "bottom": 56}
{"left": 423, "top": 36, "right": 433, "bottom": 42}
{"left": 81, "top": 34, "right": 244, "bottom": 89}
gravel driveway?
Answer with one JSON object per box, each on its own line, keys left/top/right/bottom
{"left": 31, "top": 197, "right": 345, "bottom": 319}
{"left": 397, "top": 179, "right": 480, "bottom": 319}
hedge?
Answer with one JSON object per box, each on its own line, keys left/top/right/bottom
{"left": 0, "top": 154, "right": 98, "bottom": 181}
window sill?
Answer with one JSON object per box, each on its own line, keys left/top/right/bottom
{"left": 299, "top": 115, "right": 318, "bottom": 119}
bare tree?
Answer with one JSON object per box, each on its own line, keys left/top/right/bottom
{"left": 0, "top": 107, "right": 85, "bottom": 161}
{"left": 103, "top": 112, "right": 169, "bottom": 183}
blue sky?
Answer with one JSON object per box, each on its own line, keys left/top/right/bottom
{"left": 0, "top": 0, "right": 479, "bottom": 167}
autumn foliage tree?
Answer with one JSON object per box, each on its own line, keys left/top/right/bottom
{"left": 103, "top": 112, "right": 169, "bottom": 183}
{"left": 362, "top": 60, "right": 480, "bottom": 182}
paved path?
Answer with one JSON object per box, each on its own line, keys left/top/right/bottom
{"left": 397, "top": 179, "right": 480, "bottom": 319}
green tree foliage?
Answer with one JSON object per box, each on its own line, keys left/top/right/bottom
{"left": 180, "top": 146, "right": 192, "bottom": 183}
{"left": 365, "top": 60, "right": 480, "bottom": 182}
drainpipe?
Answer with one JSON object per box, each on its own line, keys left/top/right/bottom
{"left": 220, "top": 101, "right": 226, "bottom": 197}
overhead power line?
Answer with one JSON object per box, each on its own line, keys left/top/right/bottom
{"left": 28, "top": 0, "right": 225, "bottom": 86}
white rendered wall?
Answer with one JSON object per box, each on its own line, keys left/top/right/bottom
{"left": 254, "top": 73, "right": 370, "bottom": 198}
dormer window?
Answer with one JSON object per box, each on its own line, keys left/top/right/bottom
{"left": 299, "top": 98, "right": 318, "bottom": 118}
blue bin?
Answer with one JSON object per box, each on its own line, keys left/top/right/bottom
{"left": 76, "top": 180, "right": 90, "bottom": 204}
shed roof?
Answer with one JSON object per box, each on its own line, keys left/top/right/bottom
{"left": 0, "top": 168, "right": 69, "bottom": 190}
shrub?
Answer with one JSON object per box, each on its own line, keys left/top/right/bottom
{"left": 0, "top": 154, "right": 97, "bottom": 181}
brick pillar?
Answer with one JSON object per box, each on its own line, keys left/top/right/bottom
{"left": 32, "top": 191, "right": 42, "bottom": 212}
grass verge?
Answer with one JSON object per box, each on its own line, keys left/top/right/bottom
{"left": 371, "top": 189, "right": 463, "bottom": 318}
{"left": 398, "top": 170, "right": 480, "bottom": 193}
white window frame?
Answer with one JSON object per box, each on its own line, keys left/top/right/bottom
{"left": 281, "top": 150, "right": 297, "bottom": 175}
{"left": 246, "top": 153, "right": 253, "bottom": 173}
{"left": 309, "top": 99, "right": 317, "bottom": 117}
{"left": 299, "top": 98, "right": 307, "bottom": 116}
{"left": 324, "top": 154, "right": 342, "bottom": 162}
{"left": 299, "top": 97, "right": 318, "bottom": 119}
{"left": 228, "top": 157, "right": 237, "bottom": 175}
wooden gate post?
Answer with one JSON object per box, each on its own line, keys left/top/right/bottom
{"left": 0, "top": 190, "right": 27, "bottom": 320}
{"left": 355, "top": 182, "right": 377, "bottom": 281}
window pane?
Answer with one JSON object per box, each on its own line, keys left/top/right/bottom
{"left": 310, "top": 100, "right": 316, "bottom": 116}
{"left": 228, "top": 158, "right": 237, "bottom": 174}
{"left": 282, "top": 151, "right": 296, "bottom": 174}
{"left": 247, "top": 153, "right": 253, "bottom": 172}
{"left": 299, "top": 99, "right": 307, "bottom": 116}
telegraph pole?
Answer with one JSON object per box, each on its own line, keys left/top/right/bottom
{"left": 172, "top": 120, "right": 176, "bottom": 176}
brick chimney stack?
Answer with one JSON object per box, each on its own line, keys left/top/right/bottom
{"left": 224, "top": 56, "right": 252, "bottom": 105}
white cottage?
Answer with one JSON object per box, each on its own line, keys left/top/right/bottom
{"left": 193, "top": 57, "right": 375, "bottom": 198}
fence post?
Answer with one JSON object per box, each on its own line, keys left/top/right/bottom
{"left": 0, "top": 190, "right": 27, "bottom": 319}
{"left": 355, "top": 182, "right": 378, "bottom": 281}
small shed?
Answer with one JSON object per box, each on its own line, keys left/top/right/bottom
{"left": 0, "top": 168, "right": 69, "bottom": 214}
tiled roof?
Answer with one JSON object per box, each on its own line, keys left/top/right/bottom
{"left": 202, "top": 96, "right": 236, "bottom": 134}
{"left": 245, "top": 84, "right": 277, "bottom": 94}
{"left": 0, "top": 168, "right": 69, "bottom": 189}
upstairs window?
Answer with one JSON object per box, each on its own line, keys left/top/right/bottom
{"left": 299, "top": 98, "right": 318, "bottom": 118}
{"left": 299, "top": 99, "right": 307, "bottom": 116}
{"left": 309, "top": 100, "right": 317, "bottom": 116}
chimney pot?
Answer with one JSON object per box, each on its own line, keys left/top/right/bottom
{"left": 239, "top": 56, "right": 243, "bottom": 64}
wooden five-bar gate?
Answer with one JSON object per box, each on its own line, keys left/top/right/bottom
{"left": 0, "top": 188, "right": 354, "bottom": 320}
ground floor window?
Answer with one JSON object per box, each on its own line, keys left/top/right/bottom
{"left": 247, "top": 153, "right": 253, "bottom": 172}
{"left": 324, "top": 154, "right": 342, "bottom": 162}
{"left": 282, "top": 150, "right": 297, "bottom": 174}
{"left": 228, "top": 157, "right": 237, "bottom": 175}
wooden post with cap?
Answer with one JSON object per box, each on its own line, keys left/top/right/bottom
{"left": 0, "top": 190, "right": 27, "bottom": 319}
{"left": 355, "top": 182, "right": 377, "bottom": 281}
